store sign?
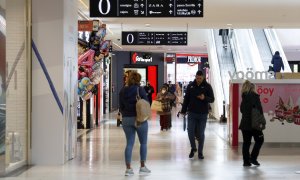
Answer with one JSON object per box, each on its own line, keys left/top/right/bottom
{"left": 165, "top": 53, "right": 176, "bottom": 62}
{"left": 122, "top": 32, "right": 187, "bottom": 45}
{"left": 78, "top": 20, "right": 99, "bottom": 31}
{"left": 132, "top": 52, "right": 152, "bottom": 64}
{"left": 90, "top": 0, "right": 203, "bottom": 17}
{"left": 187, "top": 56, "right": 201, "bottom": 63}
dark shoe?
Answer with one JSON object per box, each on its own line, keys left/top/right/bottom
{"left": 243, "top": 162, "right": 251, "bottom": 167}
{"left": 250, "top": 159, "right": 260, "bottom": 166}
{"left": 198, "top": 154, "right": 204, "bottom": 159}
{"left": 189, "top": 149, "right": 197, "bottom": 158}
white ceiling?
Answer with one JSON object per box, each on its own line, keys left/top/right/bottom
{"left": 78, "top": 0, "right": 300, "bottom": 58}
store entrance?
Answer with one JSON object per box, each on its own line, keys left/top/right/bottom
{"left": 124, "top": 65, "right": 158, "bottom": 100}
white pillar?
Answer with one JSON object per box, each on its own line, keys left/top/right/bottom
{"left": 31, "top": 0, "right": 77, "bottom": 165}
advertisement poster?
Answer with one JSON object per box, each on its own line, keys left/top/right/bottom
{"left": 255, "top": 84, "right": 300, "bottom": 126}
{"left": 236, "top": 83, "right": 300, "bottom": 143}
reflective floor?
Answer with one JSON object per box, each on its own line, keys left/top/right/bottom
{"left": 5, "top": 109, "right": 300, "bottom": 179}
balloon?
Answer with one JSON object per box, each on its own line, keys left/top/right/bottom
{"left": 81, "top": 91, "right": 93, "bottom": 101}
{"left": 92, "top": 62, "right": 102, "bottom": 70}
{"left": 81, "top": 77, "right": 90, "bottom": 86}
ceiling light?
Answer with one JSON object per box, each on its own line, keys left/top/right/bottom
{"left": 79, "top": 0, "right": 88, "bottom": 9}
{"left": 113, "top": 42, "right": 123, "bottom": 49}
{"left": 227, "top": 24, "right": 232, "bottom": 26}
{"left": 145, "top": 24, "right": 151, "bottom": 27}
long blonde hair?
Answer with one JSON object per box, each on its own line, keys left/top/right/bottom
{"left": 241, "top": 80, "right": 255, "bottom": 94}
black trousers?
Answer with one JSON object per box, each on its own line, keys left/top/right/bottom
{"left": 241, "top": 130, "right": 264, "bottom": 162}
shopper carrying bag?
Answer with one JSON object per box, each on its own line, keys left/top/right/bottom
{"left": 239, "top": 80, "right": 264, "bottom": 167}
{"left": 119, "top": 71, "right": 151, "bottom": 176}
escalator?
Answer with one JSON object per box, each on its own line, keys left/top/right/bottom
{"left": 252, "top": 29, "right": 273, "bottom": 71}
{"left": 213, "top": 29, "right": 236, "bottom": 104}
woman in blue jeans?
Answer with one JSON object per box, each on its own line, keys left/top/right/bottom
{"left": 119, "top": 71, "right": 151, "bottom": 176}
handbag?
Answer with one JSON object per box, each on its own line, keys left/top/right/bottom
{"left": 151, "top": 100, "right": 163, "bottom": 112}
{"left": 251, "top": 108, "right": 266, "bottom": 130}
{"left": 136, "top": 87, "right": 151, "bottom": 123}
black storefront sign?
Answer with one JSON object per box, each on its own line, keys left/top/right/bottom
{"left": 90, "top": 0, "right": 203, "bottom": 17}
{"left": 122, "top": 32, "right": 187, "bottom": 45}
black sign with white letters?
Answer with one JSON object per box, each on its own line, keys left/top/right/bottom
{"left": 122, "top": 31, "right": 187, "bottom": 45}
{"left": 90, "top": 0, "right": 203, "bottom": 17}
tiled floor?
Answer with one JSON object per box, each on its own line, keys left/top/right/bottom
{"left": 4, "top": 110, "right": 300, "bottom": 179}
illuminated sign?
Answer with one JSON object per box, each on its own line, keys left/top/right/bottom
{"left": 132, "top": 52, "right": 153, "bottom": 64}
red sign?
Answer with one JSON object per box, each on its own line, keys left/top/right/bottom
{"left": 78, "top": 20, "right": 99, "bottom": 31}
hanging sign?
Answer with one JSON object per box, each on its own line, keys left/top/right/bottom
{"left": 122, "top": 32, "right": 187, "bottom": 45}
{"left": 90, "top": 0, "right": 203, "bottom": 18}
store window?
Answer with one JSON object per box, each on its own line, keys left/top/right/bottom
{"left": 0, "top": 0, "right": 29, "bottom": 174}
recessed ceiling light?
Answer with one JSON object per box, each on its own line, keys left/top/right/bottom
{"left": 227, "top": 24, "right": 232, "bottom": 26}
{"left": 145, "top": 24, "right": 151, "bottom": 27}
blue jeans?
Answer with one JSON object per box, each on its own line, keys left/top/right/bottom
{"left": 122, "top": 116, "right": 148, "bottom": 164}
{"left": 187, "top": 112, "right": 208, "bottom": 155}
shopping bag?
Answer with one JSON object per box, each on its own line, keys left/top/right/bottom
{"left": 151, "top": 100, "right": 163, "bottom": 112}
{"left": 251, "top": 108, "right": 266, "bottom": 131}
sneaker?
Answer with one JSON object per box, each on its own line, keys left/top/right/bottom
{"left": 189, "top": 148, "right": 197, "bottom": 158}
{"left": 139, "top": 166, "right": 151, "bottom": 175}
{"left": 250, "top": 159, "right": 260, "bottom": 166}
{"left": 243, "top": 162, "right": 252, "bottom": 167}
{"left": 125, "top": 168, "right": 134, "bottom": 176}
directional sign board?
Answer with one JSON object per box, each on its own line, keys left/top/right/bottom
{"left": 90, "top": 0, "right": 203, "bottom": 17}
{"left": 122, "top": 32, "right": 187, "bottom": 45}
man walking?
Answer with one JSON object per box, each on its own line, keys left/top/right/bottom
{"left": 144, "top": 81, "right": 155, "bottom": 105}
{"left": 181, "top": 70, "right": 215, "bottom": 159}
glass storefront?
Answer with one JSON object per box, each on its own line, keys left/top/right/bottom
{"left": 0, "top": 0, "right": 30, "bottom": 174}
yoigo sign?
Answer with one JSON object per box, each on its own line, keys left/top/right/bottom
{"left": 228, "top": 68, "right": 275, "bottom": 80}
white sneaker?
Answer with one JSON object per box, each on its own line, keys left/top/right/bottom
{"left": 125, "top": 168, "right": 134, "bottom": 176}
{"left": 139, "top": 166, "right": 151, "bottom": 175}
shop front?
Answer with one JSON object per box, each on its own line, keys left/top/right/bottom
{"left": 166, "top": 53, "right": 209, "bottom": 83}
{"left": 111, "top": 52, "right": 164, "bottom": 110}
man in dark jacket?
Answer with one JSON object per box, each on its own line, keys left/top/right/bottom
{"left": 144, "top": 81, "right": 155, "bottom": 105}
{"left": 271, "top": 51, "right": 284, "bottom": 72}
{"left": 181, "top": 70, "right": 215, "bottom": 159}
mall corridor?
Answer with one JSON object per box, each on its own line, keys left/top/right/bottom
{"left": 4, "top": 110, "right": 299, "bottom": 180}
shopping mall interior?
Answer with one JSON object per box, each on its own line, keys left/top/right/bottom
{"left": 0, "top": 0, "right": 300, "bottom": 179}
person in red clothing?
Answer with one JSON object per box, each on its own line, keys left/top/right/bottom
{"left": 156, "top": 85, "right": 175, "bottom": 131}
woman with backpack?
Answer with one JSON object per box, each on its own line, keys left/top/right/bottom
{"left": 239, "top": 80, "right": 264, "bottom": 167}
{"left": 119, "top": 71, "right": 151, "bottom": 176}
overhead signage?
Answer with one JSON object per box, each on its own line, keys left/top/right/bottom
{"left": 90, "top": 0, "right": 203, "bottom": 18}
{"left": 122, "top": 32, "right": 187, "bottom": 45}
